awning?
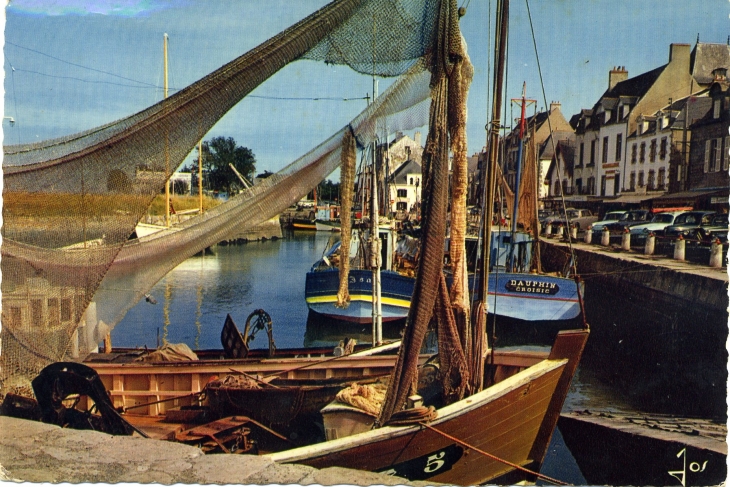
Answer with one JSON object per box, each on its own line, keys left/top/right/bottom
{"left": 642, "top": 189, "right": 728, "bottom": 208}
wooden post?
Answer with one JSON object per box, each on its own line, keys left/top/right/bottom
{"left": 103, "top": 333, "right": 112, "bottom": 353}
{"left": 673, "top": 235, "right": 685, "bottom": 261}
{"left": 621, "top": 228, "right": 631, "bottom": 251}
{"left": 601, "top": 228, "right": 610, "bottom": 246}
{"left": 709, "top": 238, "right": 723, "bottom": 268}
{"left": 644, "top": 233, "right": 655, "bottom": 255}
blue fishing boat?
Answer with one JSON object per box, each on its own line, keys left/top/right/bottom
{"left": 474, "top": 84, "right": 584, "bottom": 342}
{"left": 305, "top": 228, "right": 415, "bottom": 323}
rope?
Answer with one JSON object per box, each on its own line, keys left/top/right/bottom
{"left": 386, "top": 405, "right": 437, "bottom": 425}
{"left": 418, "top": 422, "right": 569, "bottom": 485}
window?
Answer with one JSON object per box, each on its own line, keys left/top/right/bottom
{"left": 631, "top": 143, "right": 637, "bottom": 164}
{"left": 600, "top": 175, "right": 606, "bottom": 196}
{"left": 639, "top": 142, "right": 646, "bottom": 163}
{"left": 660, "top": 137, "right": 668, "bottom": 159}
{"left": 397, "top": 189, "right": 407, "bottom": 198}
{"left": 658, "top": 168, "right": 666, "bottom": 190}
{"left": 9, "top": 307, "right": 22, "bottom": 330}
{"left": 587, "top": 176, "right": 596, "bottom": 195}
{"left": 554, "top": 180, "right": 561, "bottom": 196}
{"left": 647, "top": 170, "right": 655, "bottom": 190}
{"left": 409, "top": 177, "right": 413, "bottom": 185}
{"left": 396, "top": 201, "right": 407, "bottom": 211}
{"left": 638, "top": 171, "right": 645, "bottom": 187}
{"left": 649, "top": 139, "right": 657, "bottom": 162}
{"left": 31, "top": 299, "right": 43, "bottom": 328}
{"left": 705, "top": 139, "right": 719, "bottom": 172}
{"left": 602, "top": 136, "right": 609, "bottom": 163}
{"left": 48, "top": 298, "right": 60, "bottom": 327}
{"left": 614, "top": 174, "right": 620, "bottom": 194}
{"left": 724, "top": 136, "right": 730, "bottom": 171}
{"left": 562, "top": 179, "right": 569, "bottom": 195}
{"left": 615, "top": 134, "right": 623, "bottom": 161}
{"left": 575, "top": 178, "right": 582, "bottom": 194}
{"left": 590, "top": 140, "right": 596, "bottom": 165}
{"left": 630, "top": 172, "right": 636, "bottom": 191}
{"left": 714, "top": 98, "right": 721, "bottom": 119}
{"left": 61, "top": 298, "right": 72, "bottom": 322}
{"left": 579, "top": 143, "right": 584, "bottom": 167}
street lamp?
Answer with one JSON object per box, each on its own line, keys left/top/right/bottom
{"left": 3, "top": 116, "right": 15, "bottom": 126}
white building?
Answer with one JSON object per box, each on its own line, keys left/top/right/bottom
{"left": 387, "top": 159, "right": 422, "bottom": 217}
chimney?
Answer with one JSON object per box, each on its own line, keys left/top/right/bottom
{"left": 550, "top": 101, "right": 561, "bottom": 112}
{"left": 668, "top": 43, "right": 690, "bottom": 65}
{"left": 414, "top": 131, "right": 422, "bottom": 147}
{"left": 608, "top": 66, "right": 628, "bottom": 90}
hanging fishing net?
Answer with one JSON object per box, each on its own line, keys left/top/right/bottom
{"left": 0, "top": 0, "right": 449, "bottom": 395}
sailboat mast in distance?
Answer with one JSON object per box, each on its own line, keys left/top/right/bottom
{"left": 164, "top": 33, "right": 171, "bottom": 228}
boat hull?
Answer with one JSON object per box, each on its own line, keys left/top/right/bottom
{"left": 268, "top": 329, "right": 589, "bottom": 485}
{"left": 314, "top": 219, "right": 341, "bottom": 232}
{"left": 305, "top": 269, "right": 414, "bottom": 323}
{"left": 487, "top": 273, "right": 583, "bottom": 321}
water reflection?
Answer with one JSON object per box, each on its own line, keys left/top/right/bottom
{"left": 303, "top": 310, "right": 404, "bottom": 348}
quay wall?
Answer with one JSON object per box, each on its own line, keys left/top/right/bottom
{"left": 540, "top": 239, "right": 728, "bottom": 418}
{"left": 223, "top": 216, "right": 282, "bottom": 243}
{"left": 540, "top": 239, "right": 728, "bottom": 316}
{"left": 0, "top": 416, "right": 433, "bottom": 485}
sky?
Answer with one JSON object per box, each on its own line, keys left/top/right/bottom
{"left": 2, "top": 0, "right": 729, "bottom": 176}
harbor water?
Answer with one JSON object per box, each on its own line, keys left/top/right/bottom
{"left": 111, "top": 229, "right": 727, "bottom": 484}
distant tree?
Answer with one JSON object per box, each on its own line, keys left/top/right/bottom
{"left": 317, "top": 179, "right": 341, "bottom": 204}
{"left": 190, "top": 136, "right": 256, "bottom": 195}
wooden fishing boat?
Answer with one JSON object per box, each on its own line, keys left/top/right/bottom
{"left": 267, "top": 329, "right": 588, "bottom": 484}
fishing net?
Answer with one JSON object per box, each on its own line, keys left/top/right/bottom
{"left": 0, "top": 0, "right": 445, "bottom": 395}
{"left": 378, "top": 0, "right": 470, "bottom": 425}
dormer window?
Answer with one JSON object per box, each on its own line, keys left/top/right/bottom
{"left": 713, "top": 98, "right": 721, "bottom": 119}
{"left": 605, "top": 110, "right": 611, "bottom": 123}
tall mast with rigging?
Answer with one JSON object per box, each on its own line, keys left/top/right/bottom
{"left": 479, "top": 0, "right": 509, "bottom": 306}
{"left": 370, "top": 15, "right": 382, "bottom": 346}
{"left": 164, "top": 33, "right": 171, "bottom": 228}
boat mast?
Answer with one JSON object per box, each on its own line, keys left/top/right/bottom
{"left": 198, "top": 140, "right": 203, "bottom": 214}
{"left": 164, "top": 33, "right": 171, "bottom": 228}
{"left": 370, "top": 15, "right": 382, "bottom": 346}
{"left": 509, "top": 82, "right": 535, "bottom": 270}
{"left": 480, "top": 0, "right": 509, "bottom": 302}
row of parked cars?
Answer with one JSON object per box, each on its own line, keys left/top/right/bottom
{"left": 541, "top": 208, "right": 728, "bottom": 244}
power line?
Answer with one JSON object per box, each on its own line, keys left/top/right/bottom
{"left": 6, "top": 40, "right": 157, "bottom": 87}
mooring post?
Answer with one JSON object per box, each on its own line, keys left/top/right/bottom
{"left": 601, "top": 227, "right": 610, "bottom": 246}
{"left": 621, "top": 228, "right": 631, "bottom": 251}
{"left": 570, "top": 224, "right": 578, "bottom": 241}
{"left": 584, "top": 227, "right": 592, "bottom": 244}
{"left": 673, "top": 235, "right": 685, "bottom": 261}
{"left": 644, "top": 233, "right": 655, "bottom": 255}
{"left": 545, "top": 223, "right": 552, "bottom": 236}
{"left": 709, "top": 238, "right": 723, "bottom": 268}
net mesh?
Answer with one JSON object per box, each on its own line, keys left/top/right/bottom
{"left": 0, "top": 0, "right": 443, "bottom": 395}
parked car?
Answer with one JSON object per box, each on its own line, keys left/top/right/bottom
{"left": 550, "top": 209, "right": 600, "bottom": 232}
{"left": 604, "top": 209, "right": 652, "bottom": 233}
{"left": 539, "top": 209, "right": 564, "bottom": 233}
{"left": 697, "top": 213, "right": 728, "bottom": 244}
{"left": 662, "top": 211, "right": 716, "bottom": 240}
{"left": 588, "top": 211, "right": 628, "bottom": 234}
{"left": 629, "top": 211, "right": 685, "bottom": 239}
